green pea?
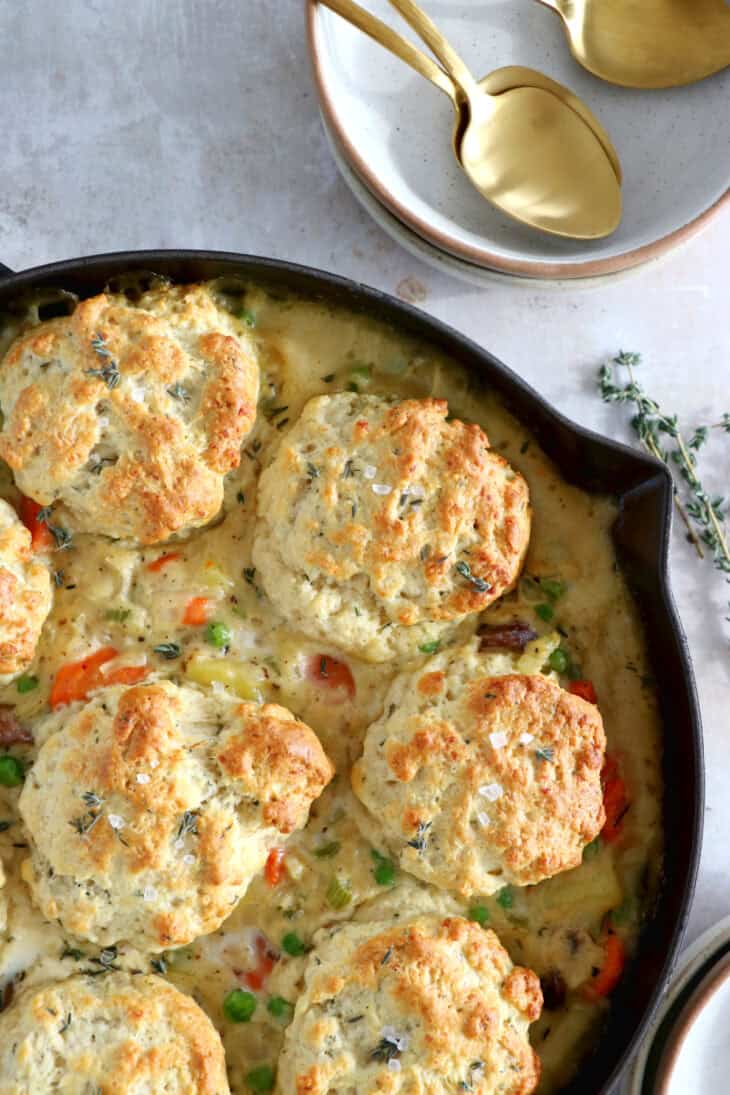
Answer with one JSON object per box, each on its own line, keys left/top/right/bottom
{"left": 541, "top": 578, "right": 567, "bottom": 602}
{"left": 496, "top": 886, "right": 514, "bottom": 910}
{"left": 222, "top": 989, "right": 256, "bottom": 1023}
{"left": 204, "top": 622, "right": 231, "bottom": 649}
{"left": 247, "top": 1065, "right": 275, "bottom": 1092}
{"left": 313, "top": 841, "right": 341, "bottom": 859}
{"left": 371, "top": 850, "right": 396, "bottom": 886}
{"left": 468, "top": 905, "right": 490, "bottom": 927}
{"left": 419, "top": 640, "right": 441, "bottom": 655}
{"left": 281, "top": 932, "right": 307, "bottom": 957}
{"left": 0, "top": 756, "right": 25, "bottom": 787}
{"left": 16, "top": 675, "right": 39, "bottom": 693}
{"left": 534, "top": 603, "right": 554, "bottom": 623}
{"left": 267, "top": 996, "right": 293, "bottom": 1020}
{"left": 548, "top": 648, "right": 570, "bottom": 674}
{"left": 583, "top": 837, "right": 601, "bottom": 861}
{"left": 237, "top": 307, "right": 256, "bottom": 328}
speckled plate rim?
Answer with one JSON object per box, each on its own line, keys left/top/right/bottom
{"left": 627, "top": 915, "right": 730, "bottom": 1095}
{"left": 306, "top": 1, "right": 730, "bottom": 282}
{"left": 322, "top": 108, "right": 682, "bottom": 290}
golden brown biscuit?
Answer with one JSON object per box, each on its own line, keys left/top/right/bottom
{"left": 19, "top": 681, "right": 334, "bottom": 949}
{"left": 276, "top": 915, "right": 542, "bottom": 1095}
{"left": 0, "top": 972, "right": 230, "bottom": 1094}
{"left": 352, "top": 643, "right": 606, "bottom": 895}
{"left": 0, "top": 499, "right": 52, "bottom": 682}
{"left": 252, "top": 393, "right": 530, "bottom": 661}
{"left": 0, "top": 284, "right": 259, "bottom": 544}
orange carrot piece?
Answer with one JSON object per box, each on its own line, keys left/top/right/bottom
{"left": 18, "top": 496, "right": 54, "bottom": 551}
{"left": 305, "top": 654, "right": 356, "bottom": 700}
{"left": 183, "top": 597, "right": 211, "bottom": 626}
{"left": 583, "top": 932, "right": 626, "bottom": 1000}
{"left": 569, "top": 679, "right": 598, "bottom": 704}
{"left": 146, "top": 552, "right": 183, "bottom": 573}
{"left": 242, "top": 933, "right": 277, "bottom": 991}
{"left": 264, "top": 848, "right": 286, "bottom": 888}
{"left": 50, "top": 647, "right": 148, "bottom": 709}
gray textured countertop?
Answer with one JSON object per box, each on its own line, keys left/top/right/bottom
{"left": 1, "top": 0, "right": 728, "bottom": 1068}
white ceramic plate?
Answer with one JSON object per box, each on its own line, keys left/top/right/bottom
{"left": 626, "top": 915, "right": 730, "bottom": 1095}
{"left": 307, "top": 0, "right": 730, "bottom": 280}
{"left": 323, "top": 110, "right": 676, "bottom": 290}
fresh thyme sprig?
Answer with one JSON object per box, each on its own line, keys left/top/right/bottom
{"left": 599, "top": 352, "right": 730, "bottom": 578}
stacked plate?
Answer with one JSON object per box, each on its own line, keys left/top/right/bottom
{"left": 306, "top": 0, "right": 730, "bottom": 287}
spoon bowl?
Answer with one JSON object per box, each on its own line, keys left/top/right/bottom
{"left": 538, "top": 0, "right": 730, "bottom": 88}
{"left": 318, "top": 0, "right": 622, "bottom": 238}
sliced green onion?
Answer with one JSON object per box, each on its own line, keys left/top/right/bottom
{"left": 419, "top": 640, "right": 441, "bottom": 655}
{"left": 541, "top": 578, "right": 567, "bottom": 602}
{"left": 468, "top": 905, "right": 490, "bottom": 927}
{"left": 534, "top": 603, "right": 554, "bottom": 623}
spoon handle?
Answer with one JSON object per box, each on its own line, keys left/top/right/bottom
{"left": 316, "top": 0, "right": 456, "bottom": 102}
{"left": 387, "top": 0, "right": 479, "bottom": 98}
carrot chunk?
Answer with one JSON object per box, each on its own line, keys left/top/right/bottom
{"left": 305, "top": 654, "right": 356, "bottom": 699}
{"left": 264, "top": 848, "right": 286, "bottom": 888}
{"left": 183, "top": 597, "right": 211, "bottom": 626}
{"left": 18, "top": 497, "right": 54, "bottom": 551}
{"left": 602, "top": 753, "right": 629, "bottom": 844}
{"left": 583, "top": 932, "right": 626, "bottom": 1000}
{"left": 146, "top": 552, "right": 183, "bottom": 573}
{"left": 50, "top": 647, "right": 148, "bottom": 709}
{"left": 569, "top": 679, "right": 598, "bottom": 704}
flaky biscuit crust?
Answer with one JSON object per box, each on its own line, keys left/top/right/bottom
{"left": 0, "top": 499, "right": 52, "bottom": 681}
{"left": 353, "top": 650, "right": 606, "bottom": 895}
{"left": 252, "top": 394, "right": 530, "bottom": 661}
{"left": 0, "top": 285, "right": 259, "bottom": 544}
{"left": 0, "top": 973, "right": 230, "bottom": 1094}
{"left": 19, "top": 682, "right": 334, "bottom": 949}
{"left": 276, "top": 915, "right": 542, "bottom": 1095}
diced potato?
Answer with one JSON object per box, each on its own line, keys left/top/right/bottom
{"left": 185, "top": 657, "right": 262, "bottom": 700}
{"left": 200, "top": 563, "right": 235, "bottom": 590}
{"left": 526, "top": 854, "right": 623, "bottom": 928}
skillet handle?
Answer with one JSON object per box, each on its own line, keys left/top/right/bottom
{"left": 0, "top": 262, "right": 14, "bottom": 279}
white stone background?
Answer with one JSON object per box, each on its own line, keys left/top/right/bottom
{"left": 0, "top": 0, "right": 727, "bottom": 1069}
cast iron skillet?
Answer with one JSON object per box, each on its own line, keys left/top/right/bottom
{"left": 0, "top": 250, "right": 703, "bottom": 1095}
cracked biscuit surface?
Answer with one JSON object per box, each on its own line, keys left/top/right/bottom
{"left": 276, "top": 914, "right": 542, "bottom": 1095}
{"left": 252, "top": 393, "right": 530, "bottom": 661}
{"left": 352, "top": 644, "right": 606, "bottom": 896}
{"left": 0, "top": 972, "right": 230, "bottom": 1095}
{"left": 19, "top": 681, "right": 334, "bottom": 949}
{"left": 0, "top": 284, "right": 259, "bottom": 544}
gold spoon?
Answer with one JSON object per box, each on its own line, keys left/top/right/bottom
{"left": 316, "top": 0, "right": 622, "bottom": 238}
{"left": 537, "top": 0, "right": 730, "bottom": 89}
{"left": 316, "top": 0, "right": 621, "bottom": 183}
